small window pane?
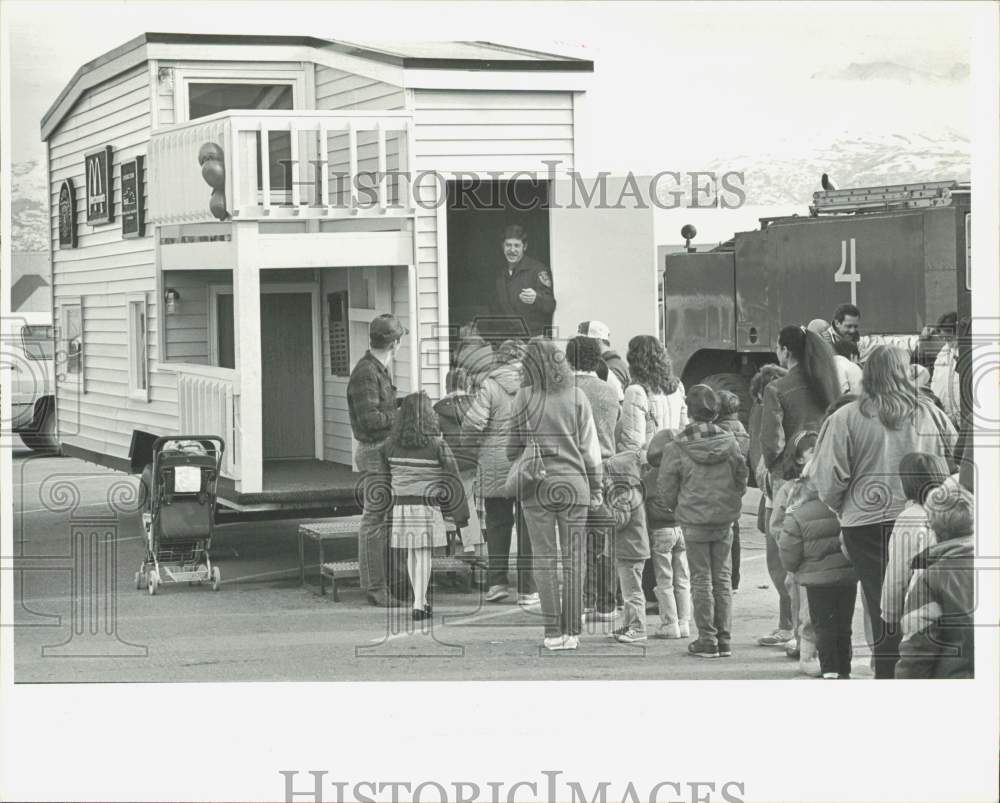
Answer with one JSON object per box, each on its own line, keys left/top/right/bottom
{"left": 21, "top": 325, "right": 54, "bottom": 361}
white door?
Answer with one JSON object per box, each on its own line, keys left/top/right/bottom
{"left": 548, "top": 176, "right": 659, "bottom": 351}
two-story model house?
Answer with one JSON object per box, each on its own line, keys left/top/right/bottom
{"left": 43, "top": 33, "right": 660, "bottom": 514}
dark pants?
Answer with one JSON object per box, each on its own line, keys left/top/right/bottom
{"left": 730, "top": 520, "right": 741, "bottom": 591}
{"left": 584, "top": 514, "right": 616, "bottom": 613}
{"left": 484, "top": 497, "right": 536, "bottom": 594}
{"left": 806, "top": 584, "right": 857, "bottom": 676}
{"left": 842, "top": 521, "right": 902, "bottom": 679}
{"left": 765, "top": 516, "right": 793, "bottom": 632}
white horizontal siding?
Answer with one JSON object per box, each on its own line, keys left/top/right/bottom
{"left": 49, "top": 62, "right": 181, "bottom": 462}
{"left": 314, "top": 66, "right": 405, "bottom": 111}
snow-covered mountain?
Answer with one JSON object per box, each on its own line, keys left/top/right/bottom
{"left": 10, "top": 159, "right": 48, "bottom": 253}
{"left": 811, "top": 60, "right": 970, "bottom": 85}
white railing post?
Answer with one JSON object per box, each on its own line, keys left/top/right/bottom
{"left": 228, "top": 119, "right": 240, "bottom": 219}
{"left": 260, "top": 125, "right": 271, "bottom": 215}
{"left": 406, "top": 118, "right": 417, "bottom": 211}
{"left": 376, "top": 121, "right": 387, "bottom": 213}
{"left": 319, "top": 125, "right": 330, "bottom": 215}
{"left": 348, "top": 121, "right": 358, "bottom": 213}
{"left": 233, "top": 221, "right": 262, "bottom": 493}
{"left": 289, "top": 121, "right": 301, "bottom": 212}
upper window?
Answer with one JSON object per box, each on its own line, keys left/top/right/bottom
{"left": 187, "top": 83, "right": 293, "bottom": 120}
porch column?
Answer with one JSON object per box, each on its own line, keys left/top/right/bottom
{"left": 233, "top": 221, "right": 263, "bottom": 493}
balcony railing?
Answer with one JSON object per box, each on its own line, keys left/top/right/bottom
{"left": 149, "top": 110, "right": 415, "bottom": 225}
{"left": 175, "top": 365, "right": 241, "bottom": 480}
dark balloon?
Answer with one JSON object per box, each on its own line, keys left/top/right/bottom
{"left": 198, "top": 142, "right": 224, "bottom": 166}
{"left": 209, "top": 189, "right": 228, "bottom": 221}
{"left": 202, "top": 159, "right": 226, "bottom": 190}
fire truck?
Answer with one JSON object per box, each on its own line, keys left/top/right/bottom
{"left": 660, "top": 179, "right": 971, "bottom": 410}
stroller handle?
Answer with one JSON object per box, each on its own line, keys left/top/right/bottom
{"left": 151, "top": 435, "right": 226, "bottom": 477}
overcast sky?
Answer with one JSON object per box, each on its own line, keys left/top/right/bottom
{"left": 2, "top": 1, "right": 979, "bottom": 239}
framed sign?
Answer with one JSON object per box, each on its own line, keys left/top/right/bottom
{"left": 121, "top": 155, "right": 145, "bottom": 239}
{"left": 58, "top": 178, "right": 78, "bottom": 248}
{"left": 85, "top": 145, "right": 113, "bottom": 224}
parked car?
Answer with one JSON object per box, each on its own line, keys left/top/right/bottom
{"left": 7, "top": 316, "right": 57, "bottom": 451}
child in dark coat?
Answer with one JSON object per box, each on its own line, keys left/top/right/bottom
{"left": 716, "top": 390, "right": 750, "bottom": 591}
{"left": 659, "top": 385, "right": 748, "bottom": 659}
{"left": 777, "top": 455, "right": 858, "bottom": 679}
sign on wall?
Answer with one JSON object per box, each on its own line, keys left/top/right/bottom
{"left": 121, "top": 156, "right": 145, "bottom": 239}
{"left": 85, "top": 145, "right": 113, "bottom": 224}
{"left": 58, "top": 178, "right": 78, "bottom": 248}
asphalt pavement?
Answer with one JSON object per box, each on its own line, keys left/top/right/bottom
{"left": 11, "top": 447, "right": 874, "bottom": 682}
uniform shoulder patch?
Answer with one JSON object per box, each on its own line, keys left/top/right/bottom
{"left": 537, "top": 270, "right": 552, "bottom": 288}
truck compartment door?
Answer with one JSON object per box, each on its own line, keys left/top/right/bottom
{"left": 661, "top": 250, "right": 736, "bottom": 373}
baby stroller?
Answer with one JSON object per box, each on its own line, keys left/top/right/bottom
{"left": 135, "top": 436, "right": 224, "bottom": 595}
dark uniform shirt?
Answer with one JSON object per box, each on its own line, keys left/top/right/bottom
{"left": 491, "top": 255, "right": 556, "bottom": 338}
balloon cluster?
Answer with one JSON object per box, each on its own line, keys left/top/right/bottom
{"left": 198, "top": 142, "right": 228, "bottom": 221}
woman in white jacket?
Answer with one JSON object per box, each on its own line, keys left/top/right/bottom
{"left": 617, "top": 335, "right": 687, "bottom": 462}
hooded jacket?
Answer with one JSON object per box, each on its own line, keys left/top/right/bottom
{"left": 657, "top": 422, "right": 748, "bottom": 539}
{"left": 760, "top": 365, "right": 828, "bottom": 473}
{"left": 642, "top": 428, "right": 677, "bottom": 529}
{"left": 716, "top": 414, "right": 750, "bottom": 458}
{"left": 776, "top": 480, "right": 857, "bottom": 586}
{"left": 896, "top": 535, "right": 974, "bottom": 679}
{"left": 461, "top": 362, "right": 523, "bottom": 497}
{"left": 602, "top": 449, "right": 649, "bottom": 562}
{"left": 433, "top": 393, "right": 477, "bottom": 473}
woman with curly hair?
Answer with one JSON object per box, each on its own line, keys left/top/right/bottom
{"left": 618, "top": 335, "right": 687, "bottom": 461}
{"left": 381, "top": 391, "right": 469, "bottom": 620}
{"left": 508, "top": 337, "right": 604, "bottom": 650}
{"left": 811, "top": 346, "right": 957, "bottom": 678}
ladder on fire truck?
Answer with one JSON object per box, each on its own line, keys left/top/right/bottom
{"left": 810, "top": 180, "right": 968, "bottom": 215}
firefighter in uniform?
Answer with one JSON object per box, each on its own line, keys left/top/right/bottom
{"left": 489, "top": 224, "right": 555, "bottom": 339}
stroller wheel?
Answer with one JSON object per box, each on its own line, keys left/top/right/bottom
{"left": 211, "top": 566, "right": 221, "bottom": 592}
{"left": 135, "top": 571, "right": 143, "bottom": 591}
{"left": 147, "top": 570, "right": 159, "bottom": 596}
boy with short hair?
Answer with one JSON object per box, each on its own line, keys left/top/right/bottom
{"left": 658, "top": 385, "right": 748, "bottom": 658}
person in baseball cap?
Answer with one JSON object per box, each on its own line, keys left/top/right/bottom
{"left": 578, "top": 320, "right": 629, "bottom": 400}
{"left": 369, "top": 313, "right": 408, "bottom": 349}
{"left": 347, "top": 311, "right": 408, "bottom": 607}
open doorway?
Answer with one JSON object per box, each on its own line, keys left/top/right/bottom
{"left": 446, "top": 179, "right": 550, "bottom": 352}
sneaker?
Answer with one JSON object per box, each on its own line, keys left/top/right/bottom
{"left": 616, "top": 628, "right": 647, "bottom": 643}
{"left": 678, "top": 622, "right": 691, "bottom": 638}
{"left": 518, "top": 592, "right": 541, "bottom": 609}
{"left": 609, "top": 625, "right": 630, "bottom": 640}
{"left": 800, "top": 656, "right": 822, "bottom": 678}
{"left": 757, "top": 629, "right": 794, "bottom": 647}
{"left": 485, "top": 585, "right": 509, "bottom": 603}
{"left": 543, "top": 635, "right": 567, "bottom": 651}
{"left": 822, "top": 672, "right": 839, "bottom": 679}
{"left": 687, "top": 639, "right": 720, "bottom": 659}
{"left": 785, "top": 643, "right": 801, "bottom": 660}
{"left": 653, "top": 623, "right": 681, "bottom": 640}
{"left": 718, "top": 640, "right": 732, "bottom": 657}
{"left": 562, "top": 635, "right": 580, "bottom": 650}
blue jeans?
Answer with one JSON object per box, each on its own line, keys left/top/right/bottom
{"left": 685, "top": 529, "right": 734, "bottom": 646}
{"left": 356, "top": 441, "right": 389, "bottom": 597}
{"left": 521, "top": 501, "right": 588, "bottom": 638}
{"left": 616, "top": 559, "right": 647, "bottom": 635}
{"left": 649, "top": 527, "right": 691, "bottom": 628}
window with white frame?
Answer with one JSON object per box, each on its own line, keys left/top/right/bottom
{"left": 127, "top": 293, "right": 149, "bottom": 400}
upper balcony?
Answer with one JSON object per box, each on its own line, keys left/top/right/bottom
{"left": 148, "top": 110, "right": 415, "bottom": 225}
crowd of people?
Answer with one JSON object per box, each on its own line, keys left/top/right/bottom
{"left": 346, "top": 303, "right": 975, "bottom": 677}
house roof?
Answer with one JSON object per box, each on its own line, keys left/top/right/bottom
{"left": 42, "top": 32, "right": 593, "bottom": 140}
